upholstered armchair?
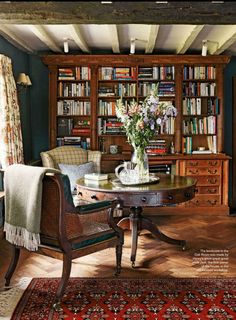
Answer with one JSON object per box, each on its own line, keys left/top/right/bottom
{"left": 40, "top": 146, "right": 101, "bottom": 173}
{"left": 40, "top": 146, "right": 102, "bottom": 201}
{"left": 5, "top": 173, "right": 124, "bottom": 309}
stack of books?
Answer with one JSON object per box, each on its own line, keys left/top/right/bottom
{"left": 58, "top": 68, "right": 75, "bottom": 80}
{"left": 145, "top": 140, "right": 167, "bottom": 155}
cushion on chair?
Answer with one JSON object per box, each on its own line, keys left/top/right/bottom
{"left": 58, "top": 162, "right": 94, "bottom": 193}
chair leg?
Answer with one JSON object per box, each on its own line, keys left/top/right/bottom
{"left": 5, "top": 245, "right": 20, "bottom": 286}
{"left": 115, "top": 243, "right": 122, "bottom": 276}
{"left": 53, "top": 253, "right": 72, "bottom": 310}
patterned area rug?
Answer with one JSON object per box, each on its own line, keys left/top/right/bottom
{"left": 8, "top": 278, "right": 236, "bottom": 319}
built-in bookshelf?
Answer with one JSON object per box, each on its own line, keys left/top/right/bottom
{"left": 97, "top": 64, "right": 177, "bottom": 154}
{"left": 182, "top": 64, "right": 219, "bottom": 155}
{"left": 42, "top": 55, "right": 231, "bottom": 214}
{"left": 56, "top": 66, "right": 92, "bottom": 150}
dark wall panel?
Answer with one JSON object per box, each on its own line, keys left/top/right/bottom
{"left": 29, "top": 55, "right": 49, "bottom": 160}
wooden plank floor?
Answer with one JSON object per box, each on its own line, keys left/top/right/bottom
{"left": 0, "top": 214, "right": 236, "bottom": 289}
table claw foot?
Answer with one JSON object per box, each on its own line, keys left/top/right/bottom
{"left": 131, "top": 261, "right": 135, "bottom": 268}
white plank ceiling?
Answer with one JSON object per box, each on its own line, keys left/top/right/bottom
{"left": 0, "top": 2, "right": 236, "bottom": 56}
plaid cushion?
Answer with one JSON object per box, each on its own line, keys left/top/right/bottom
{"left": 40, "top": 146, "right": 101, "bottom": 172}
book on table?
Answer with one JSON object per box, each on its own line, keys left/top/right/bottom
{"left": 84, "top": 173, "right": 109, "bottom": 181}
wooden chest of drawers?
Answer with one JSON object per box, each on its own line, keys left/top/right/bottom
{"left": 178, "top": 156, "right": 229, "bottom": 214}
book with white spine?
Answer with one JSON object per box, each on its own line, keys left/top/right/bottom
{"left": 84, "top": 173, "right": 108, "bottom": 181}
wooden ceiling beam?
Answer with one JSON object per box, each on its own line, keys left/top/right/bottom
{"left": 69, "top": 25, "right": 90, "bottom": 53}
{"left": 177, "top": 25, "right": 204, "bottom": 54}
{"left": 107, "top": 25, "right": 120, "bottom": 54}
{"left": 29, "top": 25, "right": 62, "bottom": 53}
{"left": 145, "top": 25, "right": 159, "bottom": 54}
{"left": 0, "top": 25, "right": 34, "bottom": 53}
{"left": 210, "top": 26, "right": 236, "bottom": 54}
{"left": 0, "top": 2, "right": 235, "bottom": 25}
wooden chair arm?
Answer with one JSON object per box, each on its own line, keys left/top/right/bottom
{"left": 73, "top": 199, "right": 120, "bottom": 215}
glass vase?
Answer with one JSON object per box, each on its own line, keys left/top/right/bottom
{"left": 131, "top": 145, "right": 149, "bottom": 183}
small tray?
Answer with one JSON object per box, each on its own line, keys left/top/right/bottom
{"left": 112, "top": 174, "right": 160, "bottom": 186}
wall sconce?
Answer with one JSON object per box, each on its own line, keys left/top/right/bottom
{"left": 130, "top": 38, "right": 148, "bottom": 55}
{"left": 202, "top": 40, "right": 219, "bottom": 56}
{"left": 16, "top": 73, "right": 32, "bottom": 87}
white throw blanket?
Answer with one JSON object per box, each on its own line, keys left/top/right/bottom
{"left": 4, "top": 164, "right": 60, "bottom": 251}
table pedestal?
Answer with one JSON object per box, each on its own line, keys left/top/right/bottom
{"left": 118, "top": 206, "right": 186, "bottom": 267}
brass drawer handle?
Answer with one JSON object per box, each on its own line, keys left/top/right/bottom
{"left": 207, "top": 188, "right": 217, "bottom": 194}
{"left": 207, "top": 169, "right": 217, "bottom": 174}
{"left": 208, "top": 161, "right": 218, "bottom": 166}
{"left": 189, "top": 162, "right": 198, "bottom": 166}
{"left": 207, "top": 199, "right": 217, "bottom": 205}
{"left": 207, "top": 178, "right": 217, "bottom": 184}
{"left": 189, "top": 169, "right": 199, "bottom": 174}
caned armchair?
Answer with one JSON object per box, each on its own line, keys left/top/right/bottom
{"left": 5, "top": 173, "right": 124, "bottom": 308}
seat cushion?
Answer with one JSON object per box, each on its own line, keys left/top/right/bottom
{"left": 58, "top": 162, "right": 94, "bottom": 192}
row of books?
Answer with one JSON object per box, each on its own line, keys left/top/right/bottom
{"left": 115, "top": 83, "right": 136, "bottom": 97}
{"left": 98, "top": 101, "right": 117, "bottom": 116}
{"left": 98, "top": 67, "right": 136, "bottom": 80}
{"left": 71, "top": 127, "right": 91, "bottom": 135}
{"left": 183, "top": 82, "right": 216, "bottom": 97}
{"left": 57, "top": 136, "right": 91, "bottom": 149}
{"left": 138, "top": 66, "right": 175, "bottom": 80}
{"left": 182, "top": 115, "right": 216, "bottom": 135}
{"left": 183, "top": 66, "right": 216, "bottom": 80}
{"left": 156, "top": 117, "right": 175, "bottom": 135}
{"left": 58, "top": 67, "right": 91, "bottom": 80}
{"left": 57, "top": 100, "right": 91, "bottom": 116}
{"left": 182, "top": 97, "right": 219, "bottom": 115}
{"left": 138, "top": 82, "right": 159, "bottom": 96}
{"left": 158, "top": 82, "right": 175, "bottom": 96}
{"left": 57, "top": 118, "right": 91, "bottom": 136}
{"left": 182, "top": 135, "right": 217, "bottom": 154}
{"left": 98, "top": 83, "right": 137, "bottom": 97}
{"left": 97, "top": 118, "right": 125, "bottom": 135}
{"left": 58, "top": 82, "right": 90, "bottom": 97}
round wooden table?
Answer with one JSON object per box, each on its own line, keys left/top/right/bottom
{"left": 77, "top": 173, "right": 197, "bottom": 267}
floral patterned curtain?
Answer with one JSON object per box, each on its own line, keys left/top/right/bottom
{"left": 0, "top": 54, "right": 24, "bottom": 169}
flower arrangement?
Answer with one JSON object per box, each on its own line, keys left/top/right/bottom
{"left": 115, "top": 87, "right": 177, "bottom": 182}
{"left": 115, "top": 88, "right": 177, "bottom": 153}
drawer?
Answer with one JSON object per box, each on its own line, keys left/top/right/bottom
{"left": 185, "top": 195, "right": 221, "bottom": 207}
{"left": 196, "top": 186, "right": 220, "bottom": 195}
{"left": 185, "top": 167, "right": 221, "bottom": 176}
{"left": 187, "top": 175, "right": 221, "bottom": 186}
{"left": 185, "top": 160, "right": 221, "bottom": 167}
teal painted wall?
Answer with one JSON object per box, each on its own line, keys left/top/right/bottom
{"left": 28, "top": 55, "right": 49, "bottom": 159}
{"left": 0, "top": 36, "right": 49, "bottom": 163}
{"left": 224, "top": 56, "right": 236, "bottom": 205}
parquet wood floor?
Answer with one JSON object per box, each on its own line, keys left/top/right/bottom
{"left": 0, "top": 214, "right": 236, "bottom": 289}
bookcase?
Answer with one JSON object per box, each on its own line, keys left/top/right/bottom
{"left": 42, "top": 55, "right": 231, "bottom": 215}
